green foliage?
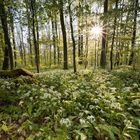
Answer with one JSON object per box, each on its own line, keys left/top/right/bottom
{"left": 0, "top": 69, "right": 140, "bottom": 139}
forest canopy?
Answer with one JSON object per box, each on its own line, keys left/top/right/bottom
{"left": 0, "top": 0, "right": 140, "bottom": 72}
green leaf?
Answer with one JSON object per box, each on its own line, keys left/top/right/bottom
{"left": 98, "top": 124, "right": 117, "bottom": 140}
{"left": 127, "top": 126, "right": 140, "bottom": 132}
{"left": 26, "top": 134, "right": 35, "bottom": 140}
{"left": 1, "top": 123, "right": 8, "bottom": 132}
{"left": 123, "top": 132, "right": 133, "bottom": 140}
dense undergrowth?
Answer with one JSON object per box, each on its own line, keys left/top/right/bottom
{"left": 0, "top": 68, "right": 140, "bottom": 140}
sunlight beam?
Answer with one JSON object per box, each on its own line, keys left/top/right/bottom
{"left": 91, "top": 25, "right": 102, "bottom": 39}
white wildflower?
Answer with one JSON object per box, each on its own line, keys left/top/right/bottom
{"left": 122, "top": 87, "right": 131, "bottom": 93}
{"left": 89, "top": 105, "right": 94, "bottom": 110}
{"left": 87, "top": 115, "right": 95, "bottom": 123}
{"left": 60, "top": 118, "right": 72, "bottom": 127}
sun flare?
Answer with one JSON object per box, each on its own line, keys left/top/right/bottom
{"left": 91, "top": 25, "right": 102, "bottom": 38}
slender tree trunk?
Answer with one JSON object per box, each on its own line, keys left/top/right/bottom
{"left": 97, "top": 40, "right": 100, "bottom": 67}
{"left": 23, "top": 46, "right": 26, "bottom": 66}
{"left": 80, "top": 34, "right": 83, "bottom": 57}
{"left": 36, "top": 16, "right": 40, "bottom": 71}
{"left": 100, "top": 0, "right": 108, "bottom": 69}
{"left": 58, "top": 28, "right": 61, "bottom": 65}
{"left": 28, "top": 26, "right": 33, "bottom": 66}
{"left": 0, "top": 0, "right": 13, "bottom": 70}
{"left": 17, "top": 28, "right": 24, "bottom": 65}
{"left": 95, "top": 41, "right": 97, "bottom": 68}
{"left": 49, "top": 45, "right": 52, "bottom": 68}
{"left": 59, "top": 0, "right": 68, "bottom": 69}
{"left": 54, "top": 14, "right": 60, "bottom": 65}
{"left": 52, "top": 17, "right": 56, "bottom": 65}
{"left": 48, "top": 26, "right": 52, "bottom": 68}
{"left": 85, "top": 13, "right": 89, "bottom": 59}
{"left": 78, "top": 32, "right": 81, "bottom": 57}
{"left": 26, "top": 0, "right": 33, "bottom": 66}
{"left": 110, "top": 0, "right": 118, "bottom": 70}
{"left": 31, "top": 0, "right": 39, "bottom": 73}
{"left": 20, "top": 25, "right": 26, "bottom": 66}
{"left": 44, "top": 47, "right": 47, "bottom": 65}
{"left": 129, "top": 0, "right": 138, "bottom": 66}
{"left": 68, "top": 0, "right": 77, "bottom": 73}
{"left": 10, "top": 11, "right": 17, "bottom": 68}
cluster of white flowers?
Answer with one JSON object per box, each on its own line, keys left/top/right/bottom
{"left": 60, "top": 118, "right": 72, "bottom": 127}
{"left": 79, "top": 118, "right": 88, "bottom": 125}
{"left": 87, "top": 115, "right": 95, "bottom": 123}
{"left": 122, "top": 87, "right": 132, "bottom": 93}
{"left": 132, "top": 99, "right": 140, "bottom": 107}
{"left": 133, "top": 83, "right": 139, "bottom": 88}
{"left": 111, "top": 102, "right": 122, "bottom": 111}
{"left": 89, "top": 105, "right": 94, "bottom": 110}
{"left": 109, "top": 87, "right": 117, "bottom": 93}
{"left": 124, "top": 119, "right": 132, "bottom": 127}
{"left": 1, "top": 80, "right": 14, "bottom": 89}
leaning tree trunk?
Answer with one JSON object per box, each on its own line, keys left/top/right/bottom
{"left": 59, "top": 0, "right": 68, "bottom": 70}
{"left": 0, "top": 0, "right": 13, "bottom": 70}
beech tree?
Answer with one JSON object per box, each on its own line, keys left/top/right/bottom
{"left": 0, "top": 0, "right": 13, "bottom": 70}
{"left": 68, "top": 0, "right": 77, "bottom": 73}
{"left": 30, "top": 0, "right": 40, "bottom": 73}
{"left": 129, "top": 0, "right": 138, "bottom": 67}
{"left": 100, "top": 0, "right": 108, "bottom": 69}
{"left": 59, "top": 0, "right": 68, "bottom": 69}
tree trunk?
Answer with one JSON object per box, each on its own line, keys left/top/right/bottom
{"left": 0, "top": 0, "right": 13, "bottom": 70}
{"left": 85, "top": 13, "right": 89, "bottom": 59}
{"left": 68, "top": 0, "right": 77, "bottom": 73}
{"left": 20, "top": 25, "right": 26, "bottom": 66}
{"left": 78, "top": 32, "right": 81, "bottom": 57}
{"left": 54, "top": 14, "right": 60, "bottom": 65}
{"left": 9, "top": 7, "right": 17, "bottom": 68}
{"left": 30, "top": 0, "right": 39, "bottom": 73}
{"left": 100, "top": 0, "right": 108, "bottom": 69}
{"left": 110, "top": 0, "right": 118, "bottom": 70}
{"left": 26, "top": 0, "right": 33, "bottom": 66}
{"left": 36, "top": 16, "right": 40, "bottom": 71}
{"left": 59, "top": 0, "right": 68, "bottom": 69}
{"left": 52, "top": 17, "right": 56, "bottom": 65}
{"left": 129, "top": 0, "right": 138, "bottom": 66}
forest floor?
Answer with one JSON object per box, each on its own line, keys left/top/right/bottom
{"left": 0, "top": 67, "right": 140, "bottom": 140}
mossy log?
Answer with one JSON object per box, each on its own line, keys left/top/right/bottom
{"left": 0, "top": 68, "right": 33, "bottom": 78}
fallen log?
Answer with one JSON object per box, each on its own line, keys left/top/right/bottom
{"left": 0, "top": 68, "right": 33, "bottom": 78}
